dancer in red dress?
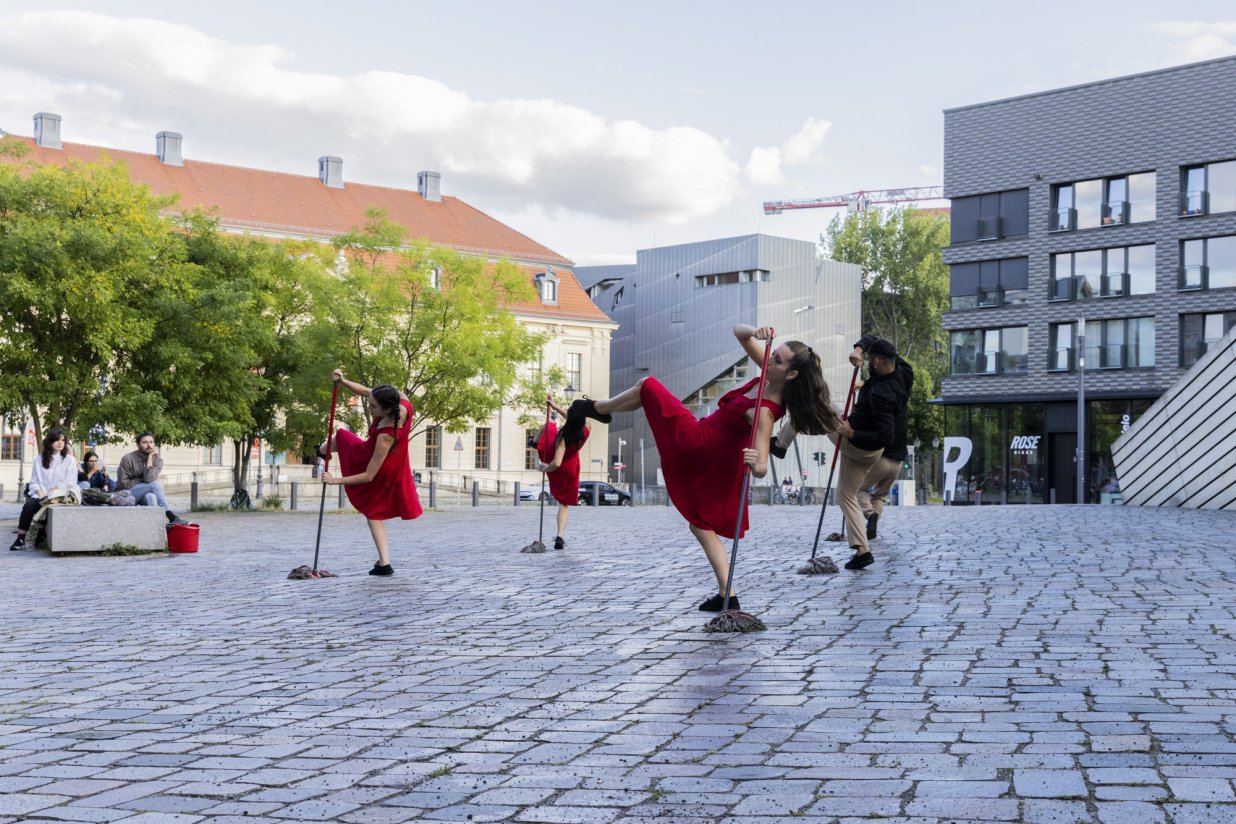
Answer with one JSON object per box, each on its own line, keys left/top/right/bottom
{"left": 572, "top": 325, "right": 841, "bottom": 611}
{"left": 321, "top": 369, "right": 422, "bottom": 576}
{"left": 535, "top": 397, "right": 590, "bottom": 549}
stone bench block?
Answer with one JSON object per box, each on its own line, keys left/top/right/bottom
{"left": 45, "top": 507, "right": 168, "bottom": 553}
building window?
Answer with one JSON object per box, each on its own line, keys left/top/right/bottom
{"left": 949, "top": 257, "right": 1029, "bottom": 310}
{"left": 1061, "top": 317, "right": 1155, "bottom": 370}
{"left": 474, "top": 427, "right": 491, "bottom": 470}
{"left": 0, "top": 434, "right": 19, "bottom": 461}
{"left": 566, "top": 353, "right": 582, "bottom": 393}
{"left": 428, "top": 266, "right": 441, "bottom": 290}
{"left": 525, "top": 428, "right": 542, "bottom": 469}
{"left": 535, "top": 270, "right": 559, "bottom": 305}
{"left": 949, "top": 326, "right": 1028, "bottom": 375}
{"left": 1052, "top": 172, "right": 1155, "bottom": 231}
{"left": 1050, "top": 244, "right": 1155, "bottom": 301}
{"left": 1181, "top": 160, "right": 1236, "bottom": 216}
{"left": 1180, "top": 311, "right": 1236, "bottom": 367}
{"left": 1180, "top": 235, "right": 1236, "bottom": 291}
{"left": 611, "top": 286, "right": 624, "bottom": 310}
{"left": 950, "top": 189, "right": 1029, "bottom": 243}
{"left": 201, "top": 444, "right": 224, "bottom": 465}
{"left": 695, "top": 269, "right": 770, "bottom": 288}
{"left": 424, "top": 425, "right": 441, "bottom": 469}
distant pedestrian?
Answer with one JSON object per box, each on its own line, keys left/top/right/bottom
{"left": 320, "top": 369, "right": 422, "bottom": 576}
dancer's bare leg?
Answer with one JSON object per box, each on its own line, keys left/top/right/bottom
{"left": 690, "top": 524, "right": 736, "bottom": 596}
{"left": 367, "top": 518, "right": 390, "bottom": 566}
{"left": 594, "top": 377, "right": 649, "bottom": 415}
{"left": 556, "top": 504, "right": 570, "bottom": 538}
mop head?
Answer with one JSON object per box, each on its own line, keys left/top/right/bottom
{"left": 288, "top": 565, "right": 338, "bottom": 579}
{"left": 703, "top": 610, "right": 767, "bottom": 633}
{"left": 520, "top": 540, "right": 547, "bottom": 553}
{"left": 797, "top": 556, "right": 839, "bottom": 575}
{"left": 825, "top": 531, "right": 846, "bottom": 542}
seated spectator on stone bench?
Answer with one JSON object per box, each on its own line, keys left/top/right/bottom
{"left": 115, "top": 432, "right": 188, "bottom": 526}
{"left": 10, "top": 426, "right": 78, "bottom": 551}
{"left": 78, "top": 450, "right": 116, "bottom": 493}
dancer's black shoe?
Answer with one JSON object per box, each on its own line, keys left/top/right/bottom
{"left": 568, "top": 397, "right": 612, "bottom": 424}
{"left": 9, "top": 537, "right": 25, "bottom": 551}
{"left": 553, "top": 536, "right": 565, "bottom": 550}
{"left": 844, "top": 551, "right": 874, "bottom": 570}
{"left": 866, "top": 512, "right": 879, "bottom": 540}
{"left": 698, "top": 593, "right": 740, "bottom": 612}
{"left": 369, "top": 563, "right": 394, "bottom": 576}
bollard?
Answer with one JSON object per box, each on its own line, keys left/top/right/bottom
{"left": 1050, "top": 487, "right": 1057, "bottom": 504}
{"left": 471, "top": 480, "right": 479, "bottom": 507}
{"left": 429, "top": 478, "right": 437, "bottom": 509}
{"left": 514, "top": 482, "right": 521, "bottom": 506}
{"left": 290, "top": 482, "right": 298, "bottom": 511}
{"left": 190, "top": 481, "right": 199, "bottom": 511}
{"left": 1025, "top": 486, "right": 1031, "bottom": 505}
{"left": 338, "top": 485, "right": 346, "bottom": 508}
{"left": 0, "top": 484, "right": 4, "bottom": 501}
{"left": 944, "top": 489, "right": 953, "bottom": 506}
{"left": 975, "top": 491, "right": 982, "bottom": 506}
{"left": 1000, "top": 488, "right": 1007, "bottom": 505}
{"left": 591, "top": 484, "right": 599, "bottom": 506}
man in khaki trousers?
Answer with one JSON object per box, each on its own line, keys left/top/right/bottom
{"left": 834, "top": 337, "right": 911, "bottom": 569}
{"left": 857, "top": 342, "right": 914, "bottom": 541}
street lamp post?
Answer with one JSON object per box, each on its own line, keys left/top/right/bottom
{"left": 617, "top": 438, "right": 626, "bottom": 485}
{"left": 1076, "top": 316, "right": 1086, "bottom": 504}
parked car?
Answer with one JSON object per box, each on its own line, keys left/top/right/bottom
{"left": 578, "top": 481, "right": 632, "bottom": 506}
{"left": 519, "top": 485, "right": 549, "bottom": 502}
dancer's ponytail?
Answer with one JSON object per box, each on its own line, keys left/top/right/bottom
{"left": 780, "top": 342, "right": 841, "bottom": 436}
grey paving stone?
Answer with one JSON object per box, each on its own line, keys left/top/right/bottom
{"left": 1014, "top": 769, "right": 1088, "bottom": 798}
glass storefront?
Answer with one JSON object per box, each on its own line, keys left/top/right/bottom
{"left": 941, "top": 399, "right": 1153, "bottom": 504}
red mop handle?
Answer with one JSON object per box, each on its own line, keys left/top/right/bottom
{"left": 746, "top": 329, "right": 775, "bottom": 451}
{"left": 324, "top": 380, "right": 340, "bottom": 471}
{"left": 841, "top": 365, "right": 859, "bottom": 420}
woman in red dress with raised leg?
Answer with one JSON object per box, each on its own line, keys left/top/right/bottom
{"left": 572, "top": 325, "right": 840, "bottom": 611}
{"left": 535, "top": 396, "right": 590, "bottom": 549}
{"left": 321, "top": 369, "right": 422, "bottom": 576}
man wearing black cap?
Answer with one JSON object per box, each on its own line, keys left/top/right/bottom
{"left": 854, "top": 337, "right": 914, "bottom": 543}
{"left": 833, "top": 335, "right": 911, "bottom": 569}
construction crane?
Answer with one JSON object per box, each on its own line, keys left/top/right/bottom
{"left": 763, "top": 185, "right": 945, "bottom": 215}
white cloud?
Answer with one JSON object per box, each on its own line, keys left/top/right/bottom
{"left": 1151, "top": 20, "right": 1236, "bottom": 62}
{"left": 0, "top": 10, "right": 743, "bottom": 225}
{"left": 745, "top": 116, "right": 831, "bottom": 185}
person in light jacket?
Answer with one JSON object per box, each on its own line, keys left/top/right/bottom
{"left": 10, "top": 426, "right": 77, "bottom": 551}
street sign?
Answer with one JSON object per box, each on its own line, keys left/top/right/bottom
{"left": 613, "top": 463, "right": 626, "bottom": 470}
{"left": 453, "top": 436, "right": 464, "bottom": 451}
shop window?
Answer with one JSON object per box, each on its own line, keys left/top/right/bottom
{"left": 949, "top": 257, "right": 1028, "bottom": 310}
{"left": 949, "top": 326, "right": 1028, "bottom": 375}
{"left": 1052, "top": 172, "right": 1155, "bottom": 231}
{"left": 950, "top": 189, "right": 1029, "bottom": 243}
{"left": 1050, "top": 244, "right": 1155, "bottom": 301}
{"left": 1181, "top": 160, "right": 1236, "bottom": 216}
{"left": 1180, "top": 234, "right": 1236, "bottom": 291}
{"left": 1180, "top": 311, "right": 1236, "bottom": 367}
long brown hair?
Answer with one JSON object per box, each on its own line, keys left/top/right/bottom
{"left": 41, "top": 426, "right": 70, "bottom": 470}
{"left": 779, "top": 342, "right": 841, "bottom": 435}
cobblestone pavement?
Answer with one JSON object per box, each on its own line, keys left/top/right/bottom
{"left": 2, "top": 502, "right": 1236, "bottom": 823}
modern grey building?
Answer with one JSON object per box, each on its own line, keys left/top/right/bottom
{"left": 940, "top": 55, "right": 1236, "bottom": 504}
{"left": 578, "top": 234, "right": 861, "bottom": 494}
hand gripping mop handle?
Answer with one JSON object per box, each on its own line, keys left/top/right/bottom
{"left": 809, "top": 364, "right": 860, "bottom": 559}
{"left": 721, "top": 331, "right": 774, "bottom": 613}
{"left": 311, "top": 380, "right": 341, "bottom": 573}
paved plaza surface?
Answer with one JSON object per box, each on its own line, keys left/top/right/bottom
{"left": 2, "top": 501, "right": 1236, "bottom": 824}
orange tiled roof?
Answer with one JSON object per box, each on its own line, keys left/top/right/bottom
{"left": 5, "top": 135, "right": 613, "bottom": 324}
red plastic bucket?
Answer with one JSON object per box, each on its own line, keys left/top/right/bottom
{"left": 167, "top": 523, "right": 200, "bottom": 553}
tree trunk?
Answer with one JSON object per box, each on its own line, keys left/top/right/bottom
{"left": 231, "top": 435, "right": 254, "bottom": 494}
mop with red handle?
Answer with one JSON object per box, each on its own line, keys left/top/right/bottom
{"left": 520, "top": 398, "right": 552, "bottom": 553}
{"left": 798, "top": 365, "right": 861, "bottom": 575}
{"left": 704, "top": 331, "right": 775, "bottom": 634}
{"left": 290, "top": 379, "right": 341, "bottom": 580}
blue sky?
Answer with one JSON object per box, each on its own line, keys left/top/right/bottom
{"left": 1, "top": 1, "right": 1234, "bottom": 263}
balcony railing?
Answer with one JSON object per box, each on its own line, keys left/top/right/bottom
{"left": 1096, "top": 343, "right": 1126, "bottom": 369}
{"left": 977, "top": 350, "right": 1000, "bottom": 374}
{"left": 1181, "top": 190, "right": 1209, "bottom": 217}
{"left": 1102, "top": 200, "right": 1129, "bottom": 225}
{"left": 1053, "top": 207, "right": 1077, "bottom": 232}
{"left": 1101, "top": 271, "right": 1129, "bottom": 297}
{"left": 977, "top": 216, "right": 1002, "bottom": 240}
{"left": 1180, "top": 264, "right": 1208, "bottom": 291}
{"left": 976, "top": 286, "right": 1002, "bottom": 308}
{"left": 1049, "top": 346, "right": 1075, "bottom": 372}
{"left": 1051, "top": 276, "right": 1075, "bottom": 302}
{"left": 1183, "top": 337, "right": 1223, "bottom": 367}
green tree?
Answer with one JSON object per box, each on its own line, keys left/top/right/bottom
{"left": 823, "top": 207, "right": 950, "bottom": 444}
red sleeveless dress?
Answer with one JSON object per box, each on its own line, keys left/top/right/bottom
{"left": 536, "top": 421, "right": 590, "bottom": 506}
{"left": 641, "top": 377, "right": 782, "bottom": 539}
{"left": 334, "top": 398, "right": 422, "bottom": 521}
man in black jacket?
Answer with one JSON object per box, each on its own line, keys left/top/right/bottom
{"left": 834, "top": 336, "right": 909, "bottom": 569}
{"left": 854, "top": 338, "right": 914, "bottom": 543}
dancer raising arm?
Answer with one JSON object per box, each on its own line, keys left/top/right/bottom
{"left": 571, "top": 325, "right": 841, "bottom": 612}
{"left": 534, "top": 397, "right": 590, "bottom": 550}
{"left": 321, "top": 369, "right": 423, "bottom": 576}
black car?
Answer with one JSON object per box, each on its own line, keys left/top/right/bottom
{"left": 578, "top": 481, "right": 632, "bottom": 506}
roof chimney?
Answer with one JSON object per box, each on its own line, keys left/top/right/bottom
{"left": 418, "top": 170, "right": 442, "bottom": 202}
{"left": 156, "top": 131, "right": 183, "bottom": 166}
{"left": 33, "top": 112, "right": 61, "bottom": 149}
{"left": 318, "top": 156, "right": 343, "bottom": 189}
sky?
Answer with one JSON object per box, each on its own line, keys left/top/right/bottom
{"left": 1, "top": 1, "right": 1234, "bottom": 265}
